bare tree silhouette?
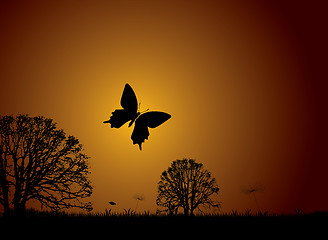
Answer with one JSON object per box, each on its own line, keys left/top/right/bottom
{"left": 156, "top": 158, "right": 220, "bottom": 216}
{"left": 0, "top": 115, "right": 92, "bottom": 216}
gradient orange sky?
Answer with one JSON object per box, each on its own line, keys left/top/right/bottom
{"left": 0, "top": 0, "right": 327, "bottom": 214}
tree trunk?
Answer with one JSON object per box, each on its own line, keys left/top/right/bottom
{"left": 0, "top": 169, "right": 10, "bottom": 216}
{"left": 0, "top": 184, "right": 10, "bottom": 216}
{"left": 3, "top": 203, "right": 11, "bottom": 217}
{"left": 190, "top": 209, "right": 194, "bottom": 216}
{"left": 183, "top": 207, "right": 189, "bottom": 216}
{"left": 14, "top": 202, "right": 26, "bottom": 217}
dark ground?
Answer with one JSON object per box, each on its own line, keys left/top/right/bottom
{"left": 1, "top": 212, "right": 327, "bottom": 237}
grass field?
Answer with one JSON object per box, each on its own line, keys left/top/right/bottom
{"left": 1, "top": 208, "right": 327, "bottom": 223}
{"left": 2, "top": 207, "right": 328, "bottom": 218}
{"left": 0, "top": 209, "right": 326, "bottom": 237}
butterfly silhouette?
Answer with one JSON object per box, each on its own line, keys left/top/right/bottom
{"left": 104, "top": 84, "right": 171, "bottom": 150}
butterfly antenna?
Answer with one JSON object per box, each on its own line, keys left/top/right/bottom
{"left": 138, "top": 102, "right": 149, "bottom": 114}
{"left": 140, "top": 108, "right": 149, "bottom": 114}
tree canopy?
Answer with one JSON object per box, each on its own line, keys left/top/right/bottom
{"left": 156, "top": 158, "right": 220, "bottom": 216}
{"left": 0, "top": 114, "right": 92, "bottom": 216}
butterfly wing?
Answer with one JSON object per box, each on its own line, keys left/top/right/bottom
{"left": 138, "top": 111, "right": 171, "bottom": 128}
{"left": 103, "top": 109, "right": 131, "bottom": 128}
{"left": 131, "top": 111, "right": 171, "bottom": 150}
{"left": 121, "top": 83, "right": 138, "bottom": 114}
{"left": 104, "top": 83, "right": 139, "bottom": 128}
{"left": 131, "top": 121, "right": 149, "bottom": 150}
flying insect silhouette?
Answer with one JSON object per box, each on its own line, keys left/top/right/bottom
{"left": 104, "top": 84, "right": 171, "bottom": 150}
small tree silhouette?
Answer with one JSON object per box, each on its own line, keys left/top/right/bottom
{"left": 0, "top": 115, "right": 92, "bottom": 216}
{"left": 156, "top": 158, "right": 220, "bottom": 216}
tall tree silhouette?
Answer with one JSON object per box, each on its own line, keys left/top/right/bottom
{"left": 156, "top": 158, "right": 220, "bottom": 216}
{"left": 0, "top": 115, "right": 92, "bottom": 216}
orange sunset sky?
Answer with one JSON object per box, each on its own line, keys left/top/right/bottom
{"left": 0, "top": 0, "right": 327, "bottom": 214}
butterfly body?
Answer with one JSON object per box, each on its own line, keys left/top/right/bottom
{"left": 104, "top": 84, "right": 171, "bottom": 150}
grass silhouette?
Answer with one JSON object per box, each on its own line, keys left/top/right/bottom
{"left": 2, "top": 208, "right": 326, "bottom": 219}
{"left": 1, "top": 208, "right": 327, "bottom": 233}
